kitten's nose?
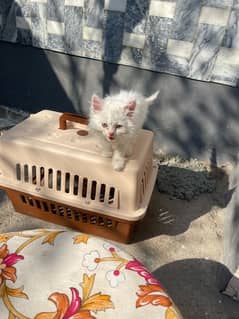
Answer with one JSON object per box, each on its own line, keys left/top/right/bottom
{"left": 108, "top": 132, "right": 115, "bottom": 140}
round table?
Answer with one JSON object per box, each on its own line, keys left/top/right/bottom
{"left": 0, "top": 229, "right": 183, "bottom": 319}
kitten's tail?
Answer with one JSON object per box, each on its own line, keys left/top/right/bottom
{"left": 145, "top": 90, "right": 160, "bottom": 105}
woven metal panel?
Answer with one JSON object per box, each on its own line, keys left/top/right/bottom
{"left": 0, "top": 0, "right": 239, "bottom": 86}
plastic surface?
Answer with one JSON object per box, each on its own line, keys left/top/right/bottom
{"left": 0, "top": 110, "right": 158, "bottom": 222}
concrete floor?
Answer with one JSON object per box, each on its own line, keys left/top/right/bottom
{"left": 0, "top": 169, "right": 238, "bottom": 319}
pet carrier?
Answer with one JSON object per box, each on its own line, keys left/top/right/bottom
{"left": 0, "top": 111, "right": 158, "bottom": 242}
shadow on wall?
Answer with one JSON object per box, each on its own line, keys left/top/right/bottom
{"left": 0, "top": 1, "right": 75, "bottom": 113}
{"left": 141, "top": 69, "right": 239, "bottom": 162}
{"left": 153, "top": 259, "right": 238, "bottom": 319}
{"left": 151, "top": 72, "right": 239, "bottom": 161}
{"left": 102, "top": 1, "right": 151, "bottom": 96}
{"left": 99, "top": 53, "right": 239, "bottom": 162}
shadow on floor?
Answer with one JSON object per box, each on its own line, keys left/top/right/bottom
{"left": 153, "top": 259, "right": 238, "bottom": 319}
{"left": 133, "top": 164, "right": 229, "bottom": 242}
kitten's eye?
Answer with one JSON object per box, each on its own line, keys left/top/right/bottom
{"left": 102, "top": 123, "right": 108, "bottom": 128}
{"left": 116, "top": 124, "right": 122, "bottom": 129}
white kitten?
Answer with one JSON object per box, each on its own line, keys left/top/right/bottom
{"left": 89, "top": 90, "right": 159, "bottom": 171}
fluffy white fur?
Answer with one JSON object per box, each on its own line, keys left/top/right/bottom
{"left": 89, "top": 90, "right": 159, "bottom": 171}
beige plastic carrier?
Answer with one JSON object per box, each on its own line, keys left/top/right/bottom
{"left": 0, "top": 110, "right": 158, "bottom": 242}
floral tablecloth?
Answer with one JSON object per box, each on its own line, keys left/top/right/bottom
{"left": 0, "top": 229, "right": 182, "bottom": 319}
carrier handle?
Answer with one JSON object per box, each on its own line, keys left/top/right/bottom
{"left": 59, "top": 112, "right": 89, "bottom": 130}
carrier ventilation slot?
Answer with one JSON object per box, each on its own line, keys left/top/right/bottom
{"left": 43, "top": 201, "right": 49, "bottom": 212}
{"left": 56, "top": 170, "right": 61, "bottom": 191}
{"left": 32, "top": 166, "right": 37, "bottom": 184}
{"left": 20, "top": 194, "right": 26, "bottom": 203}
{"left": 100, "top": 184, "right": 106, "bottom": 202}
{"left": 91, "top": 181, "right": 97, "bottom": 200}
{"left": 16, "top": 164, "right": 21, "bottom": 181}
{"left": 35, "top": 199, "right": 41, "bottom": 209}
{"left": 24, "top": 164, "right": 29, "bottom": 182}
{"left": 40, "top": 167, "right": 45, "bottom": 186}
{"left": 73, "top": 175, "right": 79, "bottom": 195}
{"left": 140, "top": 159, "right": 152, "bottom": 203}
{"left": 66, "top": 208, "right": 72, "bottom": 219}
{"left": 58, "top": 206, "right": 64, "bottom": 216}
{"left": 65, "top": 173, "right": 70, "bottom": 193}
{"left": 48, "top": 169, "right": 53, "bottom": 189}
{"left": 19, "top": 193, "right": 115, "bottom": 228}
{"left": 82, "top": 178, "right": 88, "bottom": 198}
{"left": 50, "top": 203, "right": 57, "bottom": 214}
{"left": 16, "top": 164, "right": 118, "bottom": 207}
{"left": 27, "top": 197, "right": 34, "bottom": 206}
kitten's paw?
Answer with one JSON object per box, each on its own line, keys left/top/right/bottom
{"left": 112, "top": 158, "right": 126, "bottom": 171}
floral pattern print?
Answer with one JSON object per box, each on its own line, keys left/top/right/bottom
{"left": 106, "top": 269, "right": 126, "bottom": 287}
{"left": 0, "top": 244, "right": 24, "bottom": 285}
{"left": 35, "top": 274, "right": 114, "bottom": 319}
{"left": 82, "top": 247, "right": 161, "bottom": 288}
{"left": 73, "top": 234, "right": 90, "bottom": 245}
{"left": 0, "top": 229, "right": 182, "bottom": 319}
{"left": 136, "top": 284, "right": 179, "bottom": 319}
{"left": 136, "top": 284, "right": 172, "bottom": 308}
{"left": 125, "top": 259, "right": 162, "bottom": 285}
{"left": 82, "top": 245, "right": 128, "bottom": 285}
{"left": 35, "top": 287, "right": 81, "bottom": 319}
{"left": 0, "top": 229, "right": 64, "bottom": 319}
{"left": 0, "top": 243, "right": 26, "bottom": 319}
{"left": 82, "top": 251, "right": 100, "bottom": 271}
{"left": 103, "top": 243, "right": 122, "bottom": 253}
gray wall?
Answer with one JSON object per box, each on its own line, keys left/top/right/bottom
{"left": 2, "top": 0, "right": 239, "bottom": 87}
{"left": 1, "top": 41, "right": 239, "bottom": 163}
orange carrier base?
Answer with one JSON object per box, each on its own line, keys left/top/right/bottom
{"left": 3, "top": 187, "right": 136, "bottom": 243}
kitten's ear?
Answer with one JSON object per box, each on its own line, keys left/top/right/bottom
{"left": 145, "top": 90, "right": 160, "bottom": 105}
{"left": 91, "top": 94, "right": 103, "bottom": 112}
{"left": 124, "top": 100, "right": 136, "bottom": 117}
